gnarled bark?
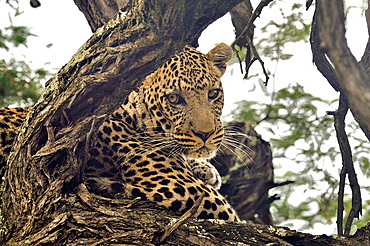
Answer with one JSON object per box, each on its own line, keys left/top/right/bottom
{"left": 0, "top": 0, "right": 243, "bottom": 244}
{"left": 1, "top": 0, "right": 370, "bottom": 245}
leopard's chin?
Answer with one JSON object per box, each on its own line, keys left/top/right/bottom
{"left": 184, "top": 146, "right": 216, "bottom": 159}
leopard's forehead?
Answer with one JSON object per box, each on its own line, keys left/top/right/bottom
{"left": 154, "top": 46, "right": 221, "bottom": 93}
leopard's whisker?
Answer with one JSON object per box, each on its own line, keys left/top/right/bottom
{"left": 222, "top": 136, "right": 254, "bottom": 157}
{"left": 220, "top": 139, "right": 256, "bottom": 168}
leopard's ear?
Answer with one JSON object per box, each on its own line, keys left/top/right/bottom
{"left": 206, "top": 43, "right": 232, "bottom": 77}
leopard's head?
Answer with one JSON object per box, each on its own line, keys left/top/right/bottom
{"left": 137, "top": 43, "right": 232, "bottom": 159}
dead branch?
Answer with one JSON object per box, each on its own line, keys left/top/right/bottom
{"left": 327, "top": 94, "right": 362, "bottom": 236}
{"left": 230, "top": 0, "right": 273, "bottom": 85}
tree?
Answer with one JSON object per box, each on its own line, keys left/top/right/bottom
{"left": 1, "top": 0, "right": 370, "bottom": 245}
{"left": 224, "top": 0, "right": 370, "bottom": 236}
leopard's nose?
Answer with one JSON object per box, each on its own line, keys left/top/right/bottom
{"left": 192, "top": 129, "right": 215, "bottom": 142}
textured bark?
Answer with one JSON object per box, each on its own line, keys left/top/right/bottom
{"left": 3, "top": 182, "right": 368, "bottom": 245}
{"left": 359, "top": 0, "right": 370, "bottom": 78}
{"left": 0, "top": 0, "right": 243, "bottom": 244}
{"left": 230, "top": 0, "right": 254, "bottom": 49}
{"left": 1, "top": 0, "right": 370, "bottom": 245}
{"left": 229, "top": 0, "right": 256, "bottom": 78}
{"left": 312, "top": 0, "right": 370, "bottom": 141}
{"left": 73, "top": 0, "right": 129, "bottom": 32}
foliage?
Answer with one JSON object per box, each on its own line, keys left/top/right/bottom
{"left": 256, "top": 2, "right": 311, "bottom": 62}
{"left": 229, "top": 83, "right": 370, "bottom": 232}
{"left": 227, "top": 0, "right": 370, "bottom": 233}
{"left": 0, "top": 4, "right": 47, "bottom": 107}
{"left": 229, "top": 1, "right": 311, "bottom": 67}
{"left": 0, "top": 58, "right": 46, "bottom": 107}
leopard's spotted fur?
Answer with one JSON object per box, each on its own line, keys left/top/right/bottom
{"left": 0, "top": 43, "right": 239, "bottom": 221}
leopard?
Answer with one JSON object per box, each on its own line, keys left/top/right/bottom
{"left": 0, "top": 43, "right": 239, "bottom": 221}
{"left": 0, "top": 107, "right": 29, "bottom": 178}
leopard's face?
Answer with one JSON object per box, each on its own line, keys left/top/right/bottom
{"left": 138, "top": 44, "right": 232, "bottom": 159}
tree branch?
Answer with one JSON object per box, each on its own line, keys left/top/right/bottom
{"left": 230, "top": 0, "right": 273, "bottom": 85}
{"left": 359, "top": 1, "right": 370, "bottom": 78}
{"left": 327, "top": 94, "right": 362, "bottom": 236}
{"left": 310, "top": 10, "right": 341, "bottom": 92}
{"left": 314, "top": 0, "right": 370, "bottom": 142}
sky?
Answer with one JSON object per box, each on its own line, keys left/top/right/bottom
{"left": 1, "top": 0, "right": 369, "bottom": 235}
{"left": 1, "top": 0, "right": 367, "bottom": 113}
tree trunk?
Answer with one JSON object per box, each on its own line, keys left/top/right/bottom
{"left": 0, "top": 0, "right": 243, "bottom": 244}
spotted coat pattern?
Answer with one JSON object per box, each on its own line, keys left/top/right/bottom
{"left": 0, "top": 43, "right": 239, "bottom": 221}
{"left": 0, "top": 107, "right": 29, "bottom": 177}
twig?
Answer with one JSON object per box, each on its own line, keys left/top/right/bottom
{"left": 231, "top": 0, "right": 273, "bottom": 85}
{"left": 268, "top": 180, "right": 295, "bottom": 189}
{"left": 154, "top": 193, "right": 205, "bottom": 245}
{"left": 327, "top": 94, "right": 362, "bottom": 236}
{"left": 231, "top": 0, "right": 273, "bottom": 48}
{"left": 244, "top": 35, "right": 269, "bottom": 84}
{"left": 337, "top": 161, "right": 346, "bottom": 236}
{"left": 76, "top": 183, "right": 127, "bottom": 218}
{"left": 306, "top": 0, "right": 314, "bottom": 10}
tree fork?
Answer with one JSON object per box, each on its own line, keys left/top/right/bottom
{"left": 313, "top": 0, "right": 370, "bottom": 141}
{"left": 0, "top": 0, "right": 243, "bottom": 244}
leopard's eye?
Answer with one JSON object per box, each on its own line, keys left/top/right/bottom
{"left": 166, "top": 93, "right": 184, "bottom": 105}
{"left": 208, "top": 89, "right": 220, "bottom": 100}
